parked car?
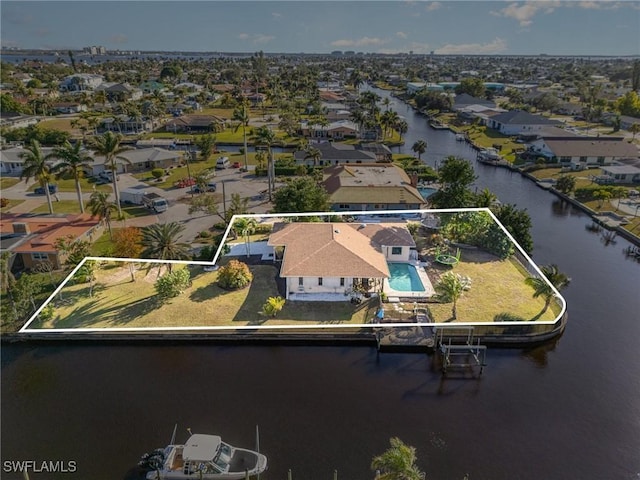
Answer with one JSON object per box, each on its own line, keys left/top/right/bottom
{"left": 34, "top": 184, "right": 58, "bottom": 195}
{"left": 191, "top": 181, "right": 217, "bottom": 193}
{"left": 99, "top": 171, "right": 119, "bottom": 181}
{"left": 215, "top": 157, "right": 230, "bottom": 169}
{"left": 232, "top": 161, "right": 242, "bottom": 168}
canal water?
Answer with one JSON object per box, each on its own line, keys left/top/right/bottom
{"left": 2, "top": 88, "right": 640, "bottom": 480}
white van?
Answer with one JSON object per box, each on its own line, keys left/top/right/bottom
{"left": 215, "top": 157, "right": 230, "bottom": 170}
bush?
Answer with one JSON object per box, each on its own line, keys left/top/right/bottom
{"left": 155, "top": 268, "right": 191, "bottom": 300}
{"left": 262, "top": 296, "right": 285, "bottom": 317}
{"left": 217, "top": 260, "right": 253, "bottom": 290}
{"left": 151, "top": 168, "right": 165, "bottom": 179}
{"left": 0, "top": 198, "right": 8, "bottom": 208}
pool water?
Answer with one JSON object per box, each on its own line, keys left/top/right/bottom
{"left": 387, "top": 262, "right": 426, "bottom": 292}
{"left": 418, "top": 187, "right": 437, "bottom": 200}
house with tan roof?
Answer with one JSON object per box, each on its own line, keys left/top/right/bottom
{"left": 267, "top": 222, "right": 416, "bottom": 301}
{"left": 528, "top": 136, "right": 639, "bottom": 169}
{"left": 322, "top": 164, "right": 426, "bottom": 211}
{"left": 0, "top": 213, "right": 103, "bottom": 272}
{"left": 165, "top": 114, "right": 226, "bottom": 133}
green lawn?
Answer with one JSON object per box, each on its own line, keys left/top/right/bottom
{"left": 32, "top": 264, "right": 377, "bottom": 329}
{"left": 1, "top": 177, "right": 20, "bottom": 189}
{"left": 27, "top": 176, "right": 112, "bottom": 194}
{"left": 90, "top": 231, "right": 115, "bottom": 256}
{"left": 31, "top": 200, "right": 83, "bottom": 214}
{"left": 528, "top": 167, "right": 600, "bottom": 190}
{"left": 0, "top": 199, "right": 24, "bottom": 212}
{"left": 401, "top": 249, "right": 560, "bottom": 324}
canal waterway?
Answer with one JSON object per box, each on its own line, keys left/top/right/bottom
{"left": 2, "top": 88, "right": 640, "bottom": 480}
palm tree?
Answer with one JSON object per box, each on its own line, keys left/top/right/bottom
{"left": 87, "top": 190, "right": 117, "bottom": 239}
{"left": 91, "top": 131, "right": 131, "bottom": 217}
{"left": 304, "top": 146, "right": 322, "bottom": 167}
{"left": 525, "top": 264, "right": 571, "bottom": 316}
{"left": 434, "top": 272, "right": 468, "bottom": 320}
{"left": 474, "top": 188, "right": 498, "bottom": 208}
{"left": 232, "top": 100, "right": 251, "bottom": 171}
{"left": 254, "top": 126, "right": 277, "bottom": 201}
{"left": 395, "top": 119, "right": 408, "bottom": 141}
{"left": 629, "top": 122, "right": 640, "bottom": 141}
{"left": 19, "top": 140, "right": 54, "bottom": 214}
{"left": 49, "top": 141, "right": 94, "bottom": 213}
{"left": 371, "top": 437, "right": 425, "bottom": 480}
{"left": 232, "top": 217, "right": 257, "bottom": 257}
{"left": 411, "top": 140, "right": 427, "bottom": 161}
{"left": 141, "top": 222, "right": 191, "bottom": 273}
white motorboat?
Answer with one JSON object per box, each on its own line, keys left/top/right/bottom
{"left": 144, "top": 433, "right": 267, "bottom": 480}
{"left": 455, "top": 133, "right": 466, "bottom": 141}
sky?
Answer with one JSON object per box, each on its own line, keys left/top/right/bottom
{"left": 1, "top": 1, "right": 639, "bottom": 56}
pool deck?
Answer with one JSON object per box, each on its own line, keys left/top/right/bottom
{"left": 384, "top": 261, "right": 435, "bottom": 299}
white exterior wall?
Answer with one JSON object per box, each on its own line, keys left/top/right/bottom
{"left": 286, "top": 276, "right": 355, "bottom": 298}
{"left": 382, "top": 245, "right": 411, "bottom": 262}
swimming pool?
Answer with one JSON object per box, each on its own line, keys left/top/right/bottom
{"left": 387, "top": 262, "right": 426, "bottom": 292}
{"left": 418, "top": 187, "right": 437, "bottom": 200}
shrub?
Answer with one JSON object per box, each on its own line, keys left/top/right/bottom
{"left": 151, "top": 168, "right": 165, "bottom": 179}
{"left": 155, "top": 268, "right": 191, "bottom": 300}
{"left": 0, "top": 198, "right": 8, "bottom": 208}
{"left": 262, "top": 296, "right": 285, "bottom": 317}
{"left": 217, "top": 260, "right": 252, "bottom": 290}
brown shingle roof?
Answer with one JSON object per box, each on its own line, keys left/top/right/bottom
{"left": 268, "top": 222, "right": 390, "bottom": 278}
{"left": 542, "top": 137, "right": 639, "bottom": 158}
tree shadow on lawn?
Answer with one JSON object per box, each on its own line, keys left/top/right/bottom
{"left": 50, "top": 295, "right": 160, "bottom": 328}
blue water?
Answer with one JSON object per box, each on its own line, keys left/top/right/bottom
{"left": 418, "top": 187, "right": 437, "bottom": 200}
{"left": 387, "top": 262, "right": 426, "bottom": 292}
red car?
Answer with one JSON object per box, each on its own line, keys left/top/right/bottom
{"left": 231, "top": 162, "right": 242, "bottom": 168}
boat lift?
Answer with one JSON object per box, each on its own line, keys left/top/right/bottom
{"left": 434, "top": 326, "right": 487, "bottom": 376}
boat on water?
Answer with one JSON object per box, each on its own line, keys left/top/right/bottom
{"left": 455, "top": 133, "right": 466, "bottom": 141}
{"left": 428, "top": 119, "right": 448, "bottom": 130}
{"left": 143, "top": 433, "right": 267, "bottom": 480}
{"left": 477, "top": 147, "right": 502, "bottom": 163}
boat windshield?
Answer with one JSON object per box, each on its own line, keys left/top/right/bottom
{"left": 212, "top": 443, "right": 233, "bottom": 472}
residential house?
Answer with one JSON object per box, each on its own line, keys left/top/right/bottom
{"left": 100, "top": 115, "right": 153, "bottom": 135}
{"left": 451, "top": 93, "right": 495, "bottom": 112}
{"left": 98, "top": 83, "right": 143, "bottom": 102}
{"left": 487, "top": 110, "right": 560, "bottom": 135}
{"left": 322, "top": 163, "right": 426, "bottom": 211}
{"left": 300, "top": 120, "right": 359, "bottom": 140}
{"left": 598, "top": 165, "right": 640, "bottom": 184}
{"left": 528, "top": 136, "right": 639, "bottom": 169}
{"left": 59, "top": 74, "right": 104, "bottom": 92}
{"left": 357, "top": 143, "right": 393, "bottom": 162}
{"left": 0, "top": 112, "right": 39, "bottom": 131}
{"left": 52, "top": 102, "right": 88, "bottom": 114}
{"left": 85, "top": 147, "right": 181, "bottom": 176}
{"left": 293, "top": 142, "right": 377, "bottom": 167}
{"left": 0, "top": 213, "right": 103, "bottom": 272}
{"left": 267, "top": 222, "right": 416, "bottom": 301}
{"left": 165, "top": 114, "right": 225, "bottom": 133}
{"left": 0, "top": 145, "right": 59, "bottom": 176}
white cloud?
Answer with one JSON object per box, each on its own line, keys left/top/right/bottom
{"left": 272, "top": 12, "right": 282, "bottom": 19}
{"left": 493, "top": 1, "right": 630, "bottom": 26}
{"left": 576, "top": 1, "right": 623, "bottom": 10}
{"left": 396, "top": 31, "right": 408, "bottom": 39}
{"left": 425, "top": 2, "right": 442, "bottom": 12}
{"left": 436, "top": 37, "right": 508, "bottom": 55}
{"left": 331, "top": 37, "right": 390, "bottom": 48}
{"left": 237, "top": 33, "right": 250, "bottom": 40}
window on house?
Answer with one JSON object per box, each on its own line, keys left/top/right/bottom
{"left": 318, "top": 277, "right": 323, "bottom": 286}
{"left": 298, "top": 277, "right": 303, "bottom": 286}
{"left": 32, "top": 253, "right": 48, "bottom": 261}
{"left": 340, "top": 277, "right": 345, "bottom": 287}
{"left": 579, "top": 156, "right": 588, "bottom": 163}
{"left": 597, "top": 156, "right": 605, "bottom": 164}
{"left": 391, "top": 247, "right": 402, "bottom": 255}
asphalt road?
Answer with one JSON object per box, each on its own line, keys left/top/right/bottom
{"left": 2, "top": 167, "right": 276, "bottom": 246}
